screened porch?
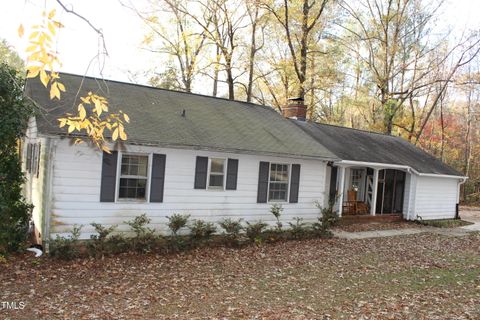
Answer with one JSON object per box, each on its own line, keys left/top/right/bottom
{"left": 328, "top": 162, "right": 408, "bottom": 217}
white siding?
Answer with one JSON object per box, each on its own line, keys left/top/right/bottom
{"left": 22, "top": 117, "right": 48, "bottom": 241}
{"left": 49, "top": 139, "right": 327, "bottom": 239}
{"left": 414, "top": 176, "right": 459, "bottom": 220}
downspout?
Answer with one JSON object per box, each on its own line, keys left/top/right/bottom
{"left": 41, "top": 138, "right": 56, "bottom": 253}
{"left": 456, "top": 177, "right": 468, "bottom": 219}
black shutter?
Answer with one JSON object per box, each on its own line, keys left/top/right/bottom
{"left": 31, "top": 144, "right": 37, "bottom": 176}
{"left": 328, "top": 166, "right": 338, "bottom": 204}
{"left": 194, "top": 156, "right": 208, "bottom": 189}
{"left": 26, "top": 143, "right": 32, "bottom": 173}
{"left": 100, "top": 151, "right": 118, "bottom": 202}
{"left": 257, "top": 161, "right": 270, "bottom": 203}
{"left": 226, "top": 158, "right": 238, "bottom": 190}
{"left": 289, "top": 164, "right": 301, "bottom": 203}
{"left": 35, "top": 143, "right": 41, "bottom": 178}
{"left": 150, "top": 154, "right": 166, "bottom": 202}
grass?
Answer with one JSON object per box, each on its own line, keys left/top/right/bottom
{"left": 0, "top": 233, "right": 479, "bottom": 319}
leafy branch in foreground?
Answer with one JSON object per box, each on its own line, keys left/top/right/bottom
{"left": 57, "top": 92, "right": 130, "bottom": 152}
{"left": 19, "top": 5, "right": 130, "bottom": 152}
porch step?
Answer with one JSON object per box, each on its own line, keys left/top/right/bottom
{"left": 339, "top": 214, "right": 403, "bottom": 225}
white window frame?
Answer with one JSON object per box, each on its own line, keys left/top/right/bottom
{"left": 207, "top": 157, "right": 227, "bottom": 190}
{"left": 115, "top": 152, "right": 152, "bottom": 202}
{"left": 267, "top": 163, "right": 290, "bottom": 203}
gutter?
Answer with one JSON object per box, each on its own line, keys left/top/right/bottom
{"left": 37, "top": 133, "right": 340, "bottom": 162}
{"left": 336, "top": 160, "right": 466, "bottom": 180}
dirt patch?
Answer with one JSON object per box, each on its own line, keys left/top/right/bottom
{"left": 333, "top": 221, "right": 426, "bottom": 232}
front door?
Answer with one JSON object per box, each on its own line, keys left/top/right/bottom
{"left": 376, "top": 169, "right": 406, "bottom": 214}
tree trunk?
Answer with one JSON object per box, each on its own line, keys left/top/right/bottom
{"left": 212, "top": 45, "right": 220, "bottom": 97}
{"left": 246, "top": 6, "right": 259, "bottom": 103}
{"left": 225, "top": 54, "right": 235, "bottom": 100}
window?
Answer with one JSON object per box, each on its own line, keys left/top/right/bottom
{"left": 350, "top": 168, "right": 365, "bottom": 200}
{"left": 118, "top": 154, "right": 149, "bottom": 200}
{"left": 25, "top": 142, "right": 41, "bottom": 177}
{"left": 351, "top": 169, "right": 363, "bottom": 191}
{"left": 268, "top": 163, "right": 289, "bottom": 201}
{"left": 208, "top": 158, "right": 225, "bottom": 189}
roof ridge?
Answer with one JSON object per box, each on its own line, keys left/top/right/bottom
{"left": 56, "top": 71, "right": 277, "bottom": 112}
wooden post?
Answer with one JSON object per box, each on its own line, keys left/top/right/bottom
{"left": 370, "top": 168, "right": 379, "bottom": 215}
{"left": 337, "top": 166, "right": 346, "bottom": 217}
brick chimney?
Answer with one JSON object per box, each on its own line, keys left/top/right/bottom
{"left": 282, "top": 97, "right": 307, "bottom": 121}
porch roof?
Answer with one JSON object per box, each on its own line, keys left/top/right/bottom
{"left": 293, "top": 121, "right": 463, "bottom": 177}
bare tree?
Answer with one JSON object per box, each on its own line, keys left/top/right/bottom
{"left": 174, "top": 0, "right": 249, "bottom": 100}
{"left": 128, "top": 0, "right": 208, "bottom": 92}
{"left": 245, "top": 0, "right": 266, "bottom": 102}
{"left": 339, "top": 0, "right": 454, "bottom": 134}
{"left": 263, "top": 0, "right": 331, "bottom": 101}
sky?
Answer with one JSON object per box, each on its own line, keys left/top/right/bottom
{"left": 0, "top": 0, "right": 479, "bottom": 87}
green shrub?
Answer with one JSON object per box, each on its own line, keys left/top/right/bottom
{"left": 313, "top": 200, "right": 339, "bottom": 237}
{"left": 270, "top": 204, "right": 283, "bottom": 231}
{"left": 49, "top": 225, "right": 83, "bottom": 260}
{"left": 219, "top": 218, "right": 243, "bottom": 237}
{"left": 166, "top": 213, "right": 190, "bottom": 236}
{"left": 189, "top": 220, "right": 217, "bottom": 241}
{"left": 88, "top": 223, "right": 117, "bottom": 256}
{"left": 245, "top": 221, "right": 268, "bottom": 242}
{"left": 105, "top": 234, "right": 131, "bottom": 254}
{"left": 124, "top": 214, "right": 157, "bottom": 253}
{"left": 288, "top": 217, "right": 308, "bottom": 239}
{"left": 0, "top": 64, "right": 34, "bottom": 254}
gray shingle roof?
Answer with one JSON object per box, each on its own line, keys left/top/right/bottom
{"left": 25, "top": 73, "right": 337, "bottom": 160}
{"left": 293, "top": 121, "right": 463, "bottom": 176}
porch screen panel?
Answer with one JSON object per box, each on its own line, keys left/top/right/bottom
{"left": 382, "top": 169, "right": 395, "bottom": 213}
{"left": 393, "top": 171, "right": 406, "bottom": 213}
{"left": 375, "top": 170, "right": 385, "bottom": 214}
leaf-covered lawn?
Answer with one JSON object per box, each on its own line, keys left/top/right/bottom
{"left": 1, "top": 233, "right": 479, "bottom": 319}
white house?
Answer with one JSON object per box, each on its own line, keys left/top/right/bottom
{"left": 22, "top": 73, "right": 466, "bottom": 248}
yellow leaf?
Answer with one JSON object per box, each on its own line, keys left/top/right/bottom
{"left": 48, "top": 9, "right": 56, "bottom": 19}
{"left": 40, "top": 70, "right": 49, "bottom": 87}
{"left": 123, "top": 113, "right": 130, "bottom": 123}
{"left": 50, "top": 82, "right": 61, "bottom": 100}
{"left": 78, "top": 105, "right": 87, "bottom": 120}
{"left": 57, "top": 82, "right": 65, "bottom": 92}
{"left": 101, "top": 145, "right": 111, "bottom": 153}
{"left": 53, "top": 21, "right": 64, "bottom": 29}
{"left": 48, "top": 22, "right": 56, "bottom": 36}
{"left": 120, "top": 130, "right": 127, "bottom": 140}
{"left": 29, "top": 31, "right": 39, "bottom": 40}
{"left": 112, "top": 128, "right": 119, "bottom": 141}
{"left": 80, "top": 96, "right": 90, "bottom": 104}
{"left": 26, "top": 67, "right": 41, "bottom": 78}
{"left": 68, "top": 125, "right": 75, "bottom": 133}
{"left": 18, "top": 24, "right": 24, "bottom": 38}
{"left": 26, "top": 45, "right": 38, "bottom": 52}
